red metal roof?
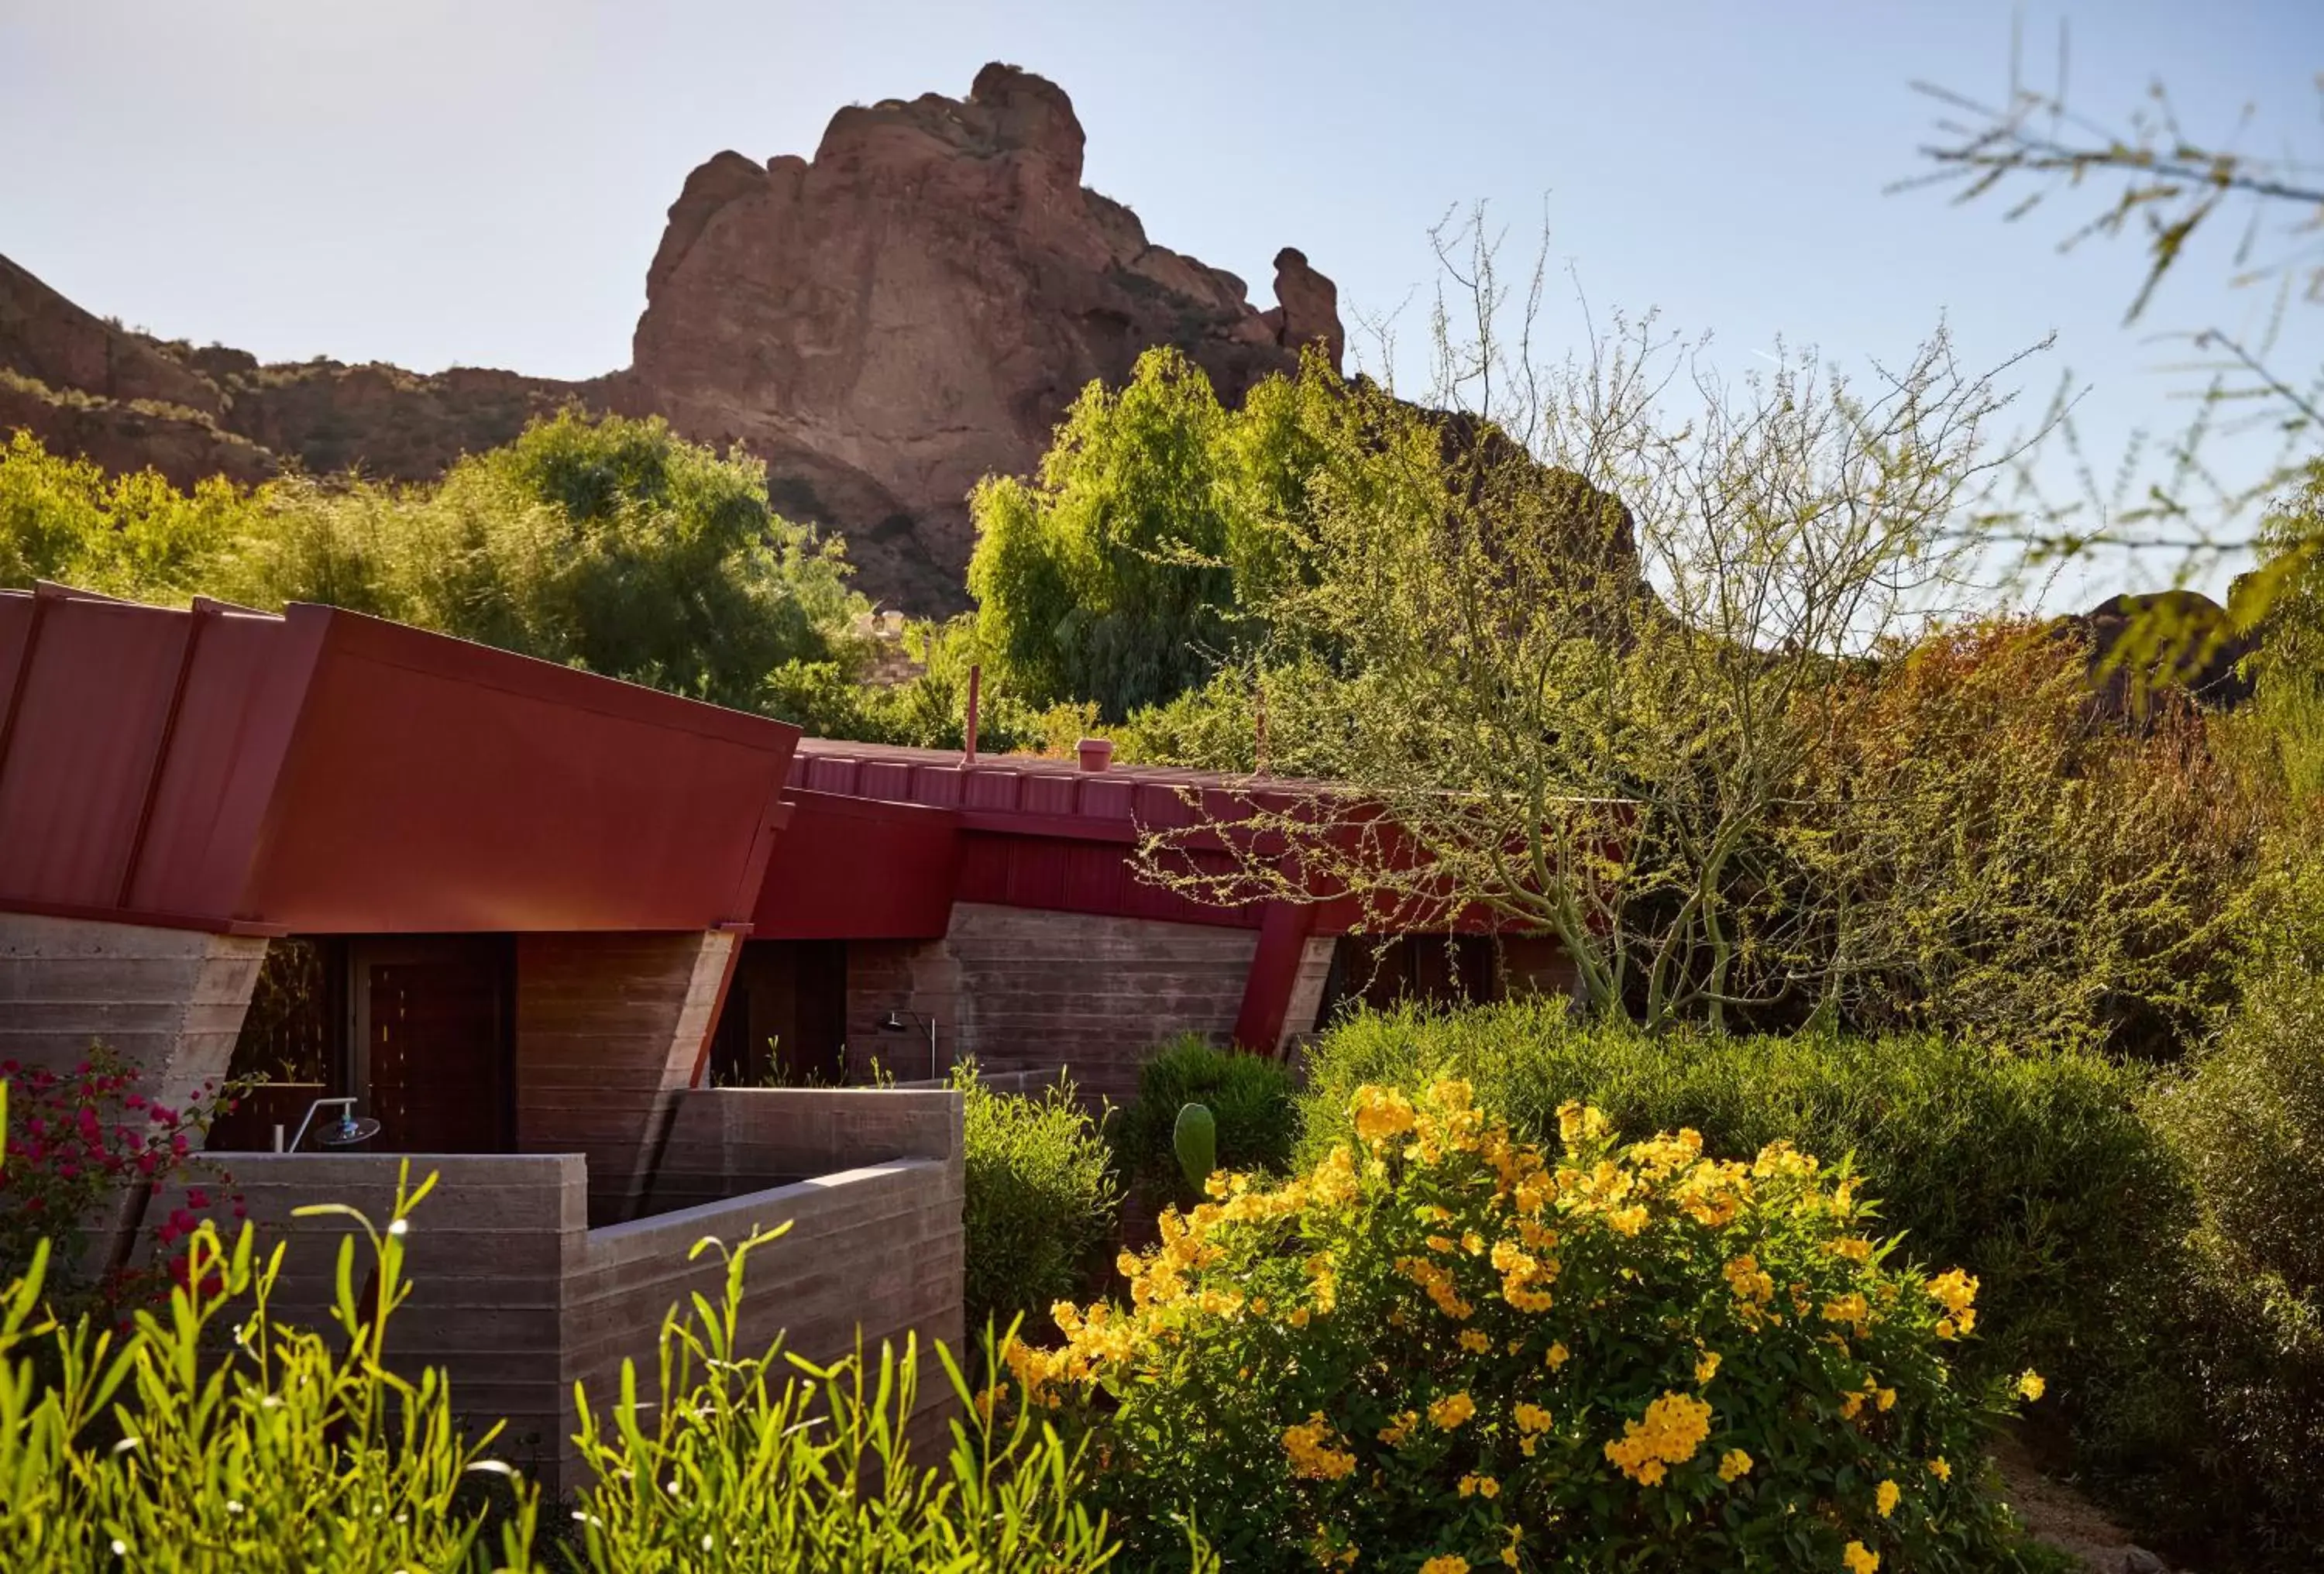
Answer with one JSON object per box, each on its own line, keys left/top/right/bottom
{"left": 0, "top": 585, "right": 798, "bottom": 933}
{"left": 765, "top": 740, "right": 1399, "bottom": 936}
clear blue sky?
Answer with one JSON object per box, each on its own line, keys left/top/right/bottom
{"left": 4, "top": 1, "right": 2319, "bottom": 600}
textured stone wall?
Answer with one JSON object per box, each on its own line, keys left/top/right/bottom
{"left": 0, "top": 913, "right": 266, "bottom": 1115}
{"left": 847, "top": 902, "right": 1260, "bottom": 1101}
{"left": 156, "top": 1086, "right": 964, "bottom": 1493}
{"left": 513, "top": 930, "right": 734, "bottom": 1225}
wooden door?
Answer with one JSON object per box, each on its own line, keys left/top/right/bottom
{"left": 351, "top": 937, "right": 512, "bottom": 1153}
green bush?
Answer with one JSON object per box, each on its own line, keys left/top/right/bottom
{"left": 2122, "top": 883, "right": 2324, "bottom": 1562}
{"left": 566, "top": 1226, "right": 1117, "bottom": 1574}
{"left": 1113, "top": 1036, "right": 1299, "bottom": 1207}
{"left": 1011, "top": 1077, "right": 2058, "bottom": 1572}
{"left": 1296, "top": 1004, "right": 2185, "bottom": 1400}
{"left": 0, "top": 1162, "right": 536, "bottom": 1572}
{"left": 955, "top": 1062, "right": 1121, "bottom": 1343}
{"left": 0, "top": 1142, "right": 1124, "bottom": 1572}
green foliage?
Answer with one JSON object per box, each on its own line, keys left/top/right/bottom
{"left": 1800, "top": 620, "right": 2259, "bottom": 1054}
{"left": 0, "top": 1163, "right": 538, "bottom": 1572}
{"left": 1113, "top": 1036, "right": 1298, "bottom": 1207}
{"left": 1011, "top": 1077, "right": 2053, "bottom": 1573}
{"left": 0, "top": 431, "right": 247, "bottom": 598}
{"left": 967, "top": 347, "right": 1342, "bottom": 722}
{"left": 765, "top": 615, "right": 1095, "bottom": 755}
{"left": 565, "top": 1224, "right": 1117, "bottom": 1574}
{"left": 0, "top": 414, "right": 868, "bottom": 714}
{"left": 2119, "top": 847, "right": 2324, "bottom": 1562}
{"left": 1295, "top": 1004, "right": 2185, "bottom": 1398}
{"left": 1171, "top": 1102, "right": 1215, "bottom": 1191}
{"left": 954, "top": 1062, "right": 1121, "bottom": 1344}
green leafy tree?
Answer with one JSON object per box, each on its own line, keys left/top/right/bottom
{"left": 968, "top": 346, "right": 1340, "bottom": 722}
{"left": 1, "top": 413, "right": 871, "bottom": 716}
{"left": 0, "top": 430, "right": 249, "bottom": 598}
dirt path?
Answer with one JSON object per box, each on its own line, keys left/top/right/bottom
{"left": 1993, "top": 1434, "right": 2178, "bottom": 1574}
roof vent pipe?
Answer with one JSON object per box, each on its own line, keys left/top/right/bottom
{"left": 1077, "top": 737, "right": 1113, "bottom": 773}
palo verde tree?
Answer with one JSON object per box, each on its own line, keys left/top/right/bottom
{"left": 1135, "top": 215, "right": 2041, "bottom": 1034}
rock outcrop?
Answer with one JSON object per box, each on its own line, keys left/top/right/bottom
{"left": 0, "top": 63, "right": 1345, "bottom": 613}
{"left": 607, "top": 63, "right": 1340, "bottom": 607}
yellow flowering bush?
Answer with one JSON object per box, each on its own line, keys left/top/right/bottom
{"left": 1008, "top": 1080, "right": 2054, "bottom": 1572}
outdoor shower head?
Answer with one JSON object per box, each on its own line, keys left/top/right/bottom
{"left": 287, "top": 1096, "right": 381, "bottom": 1153}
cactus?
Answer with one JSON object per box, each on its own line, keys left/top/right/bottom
{"left": 1173, "top": 1101, "right": 1217, "bottom": 1191}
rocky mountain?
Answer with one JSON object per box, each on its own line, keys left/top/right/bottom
{"left": 0, "top": 63, "right": 1343, "bottom": 613}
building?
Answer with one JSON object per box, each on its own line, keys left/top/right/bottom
{"left": 0, "top": 583, "right": 1569, "bottom": 1483}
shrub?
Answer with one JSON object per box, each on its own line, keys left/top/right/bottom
{"left": 1113, "top": 1036, "right": 1299, "bottom": 1207}
{"left": 1799, "top": 618, "right": 2260, "bottom": 1055}
{"left": 1296, "top": 1004, "right": 2184, "bottom": 1398}
{"left": 0, "top": 1150, "right": 1123, "bottom": 1572}
{"left": 0, "top": 1048, "right": 241, "bottom": 1322}
{"left": 0, "top": 1162, "right": 537, "bottom": 1572}
{"left": 566, "top": 1227, "right": 1118, "bottom": 1574}
{"left": 2122, "top": 870, "right": 2324, "bottom": 1562}
{"left": 956, "top": 1062, "right": 1121, "bottom": 1343}
{"left": 1009, "top": 1078, "right": 2054, "bottom": 1572}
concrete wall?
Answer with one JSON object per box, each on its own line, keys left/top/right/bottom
{"left": 1279, "top": 933, "right": 1339, "bottom": 1056}
{"left": 151, "top": 1085, "right": 964, "bottom": 1493}
{"left": 847, "top": 902, "right": 1260, "bottom": 1102}
{"left": 0, "top": 912, "right": 266, "bottom": 1115}
{"left": 513, "top": 930, "right": 735, "bottom": 1225}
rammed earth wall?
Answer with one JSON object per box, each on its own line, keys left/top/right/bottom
{"left": 144, "top": 1087, "right": 964, "bottom": 1493}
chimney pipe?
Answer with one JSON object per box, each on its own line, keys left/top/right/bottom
{"left": 964, "top": 663, "right": 982, "bottom": 763}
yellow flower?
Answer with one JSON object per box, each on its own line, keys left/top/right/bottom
{"left": 1457, "top": 1473, "right": 1500, "bottom": 1498}
{"left": 1556, "top": 1100, "right": 1610, "bottom": 1145}
{"left": 1603, "top": 1390, "right": 1714, "bottom": 1483}
{"left": 1875, "top": 1387, "right": 1896, "bottom": 1412}
{"left": 1419, "top": 1558, "right": 1470, "bottom": 1574}
{"left": 1820, "top": 1293, "right": 1871, "bottom": 1329}
{"left": 1718, "top": 1448, "right": 1753, "bottom": 1482}
{"left": 1827, "top": 1236, "right": 1874, "bottom": 1263}
{"left": 1723, "top": 1254, "right": 1776, "bottom": 1306}
{"left": 1459, "top": 1328, "right": 1490, "bottom": 1353}
{"left": 1605, "top": 1204, "right": 1651, "bottom": 1236}
{"left": 1428, "top": 1391, "right": 1477, "bottom": 1430}
{"left": 1460, "top": 1229, "right": 1485, "bottom": 1256}
{"left": 1377, "top": 1410, "right": 1418, "bottom": 1447}
{"left": 1352, "top": 1085, "right": 1418, "bottom": 1146}
{"left": 1875, "top": 1479, "right": 1900, "bottom": 1517}
{"left": 1281, "top": 1413, "right": 1357, "bottom": 1481}
{"left": 1924, "top": 1268, "right": 1978, "bottom": 1331}
{"left": 1842, "top": 1541, "right": 1880, "bottom": 1574}
{"left": 1545, "top": 1342, "right": 1570, "bottom": 1370}
{"left": 2016, "top": 1370, "right": 2046, "bottom": 1401}
{"left": 1927, "top": 1456, "right": 1952, "bottom": 1482}
{"left": 1694, "top": 1350, "right": 1721, "bottom": 1386}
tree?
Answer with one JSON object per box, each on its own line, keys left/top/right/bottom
{"left": 0, "top": 412, "right": 871, "bottom": 715}
{"left": 1134, "top": 217, "right": 2040, "bottom": 1033}
{"left": 1902, "top": 32, "right": 2324, "bottom": 578}
{"left": 967, "top": 345, "right": 1340, "bottom": 722}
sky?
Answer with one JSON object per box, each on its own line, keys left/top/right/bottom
{"left": 4, "top": 0, "right": 2321, "bottom": 604}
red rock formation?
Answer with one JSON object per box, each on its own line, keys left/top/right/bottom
{"left": 0, "top": 62, "right": 1345, "bottom": 613}
{"left": 610, "top": 63, "right": 1341, "bottom": 608}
